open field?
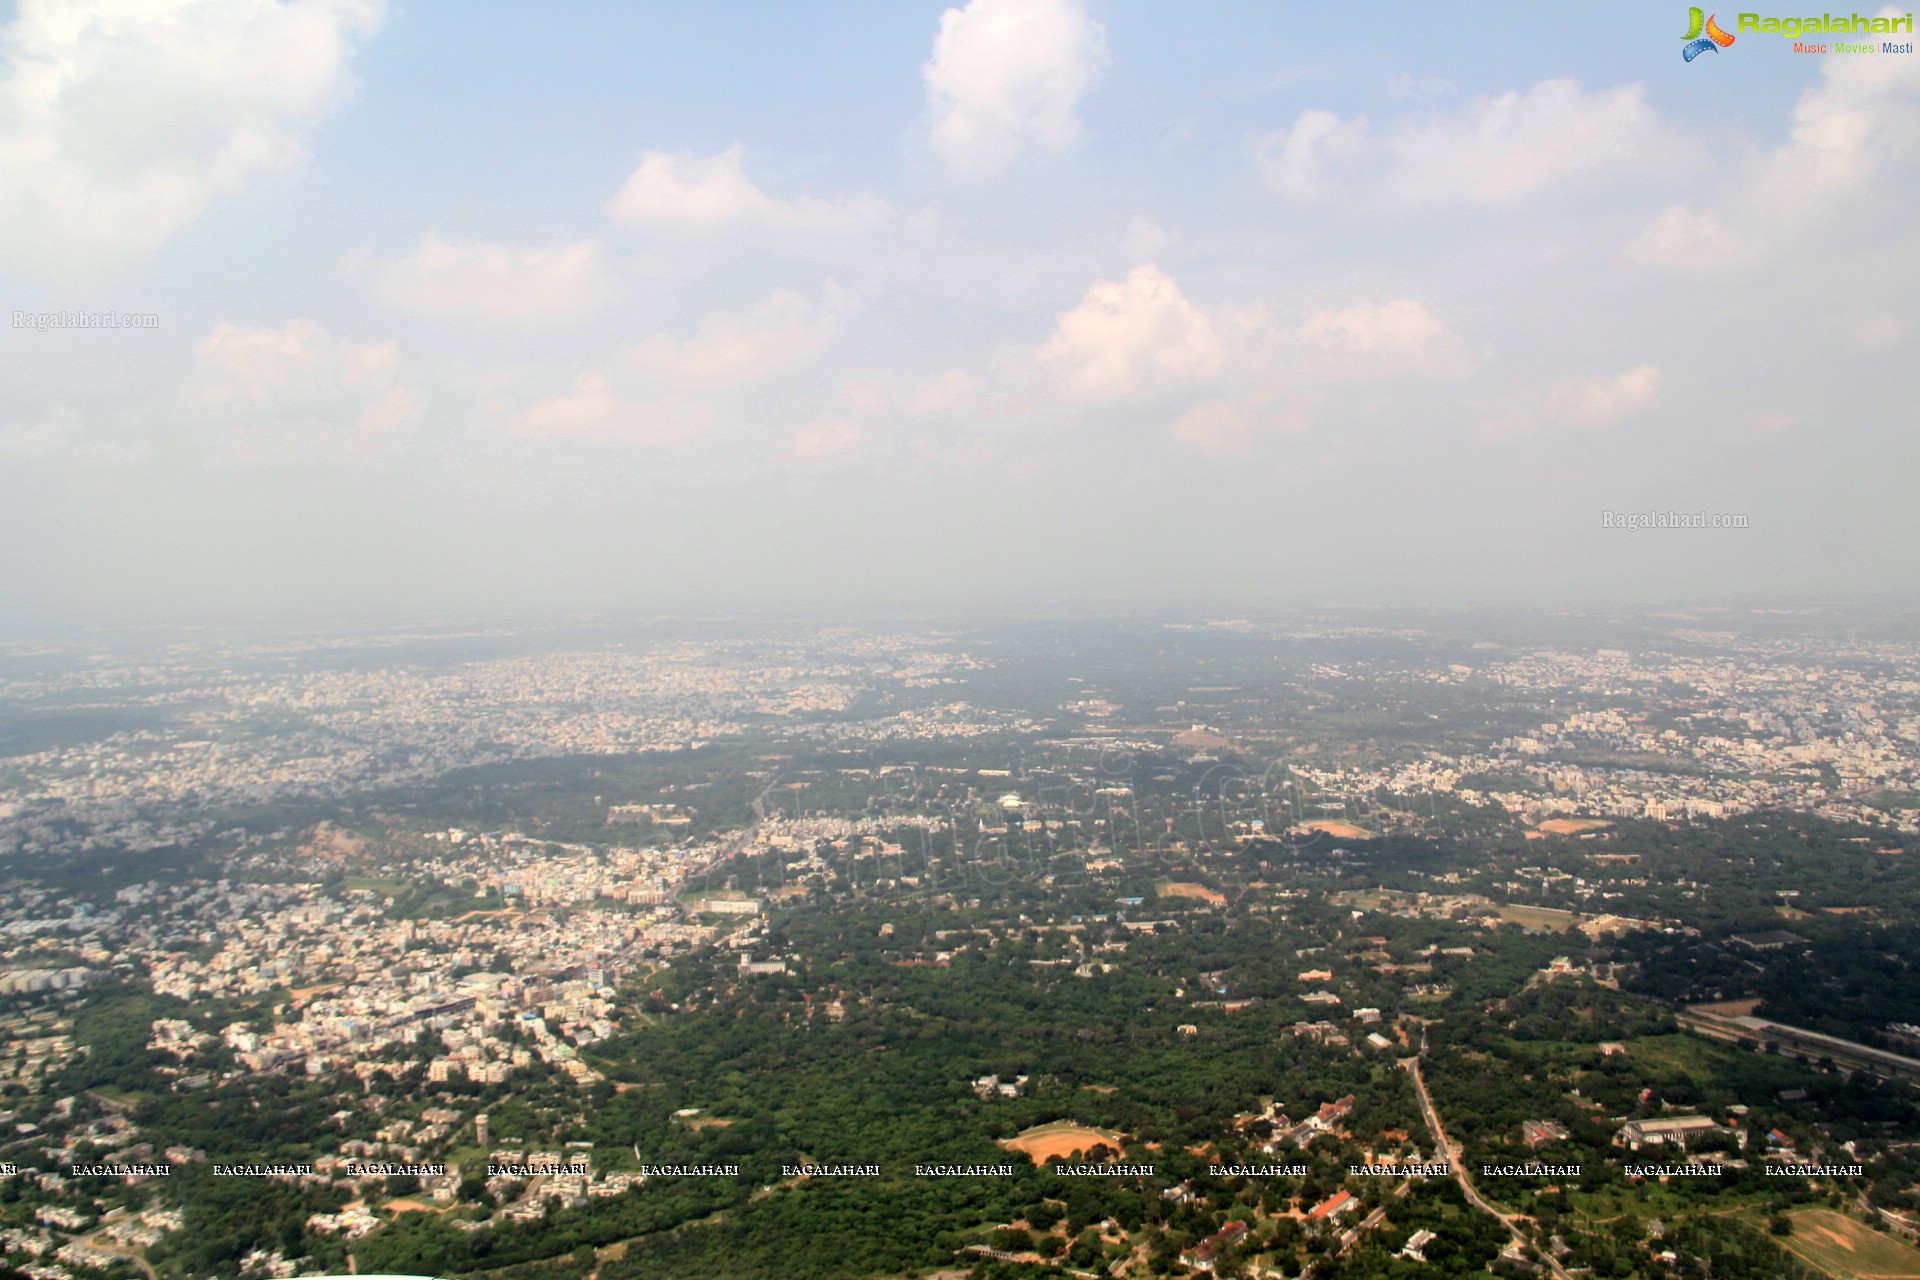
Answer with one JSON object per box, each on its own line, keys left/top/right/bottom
{"left": 1775, "top": 1208, "right": 1920, "bottom": 1280}
{"left": 1691, "top": 998, "right": 1766, "bottom": 1018}
{"left": 1001, "top": 1122, "right": 1127, "bottom": 1165}
{"left": 300, "top": 821, "right": 368, "bottom": 861}
{"left": 1535, "top": 818, "right": 1612, "bottom": 835}
{"left": 1157, "top": 881, "right": 1226, "bottom": 906}
{"left": 1333, "top": 887, "right": 1589, "bottom": 935}
{"left": 1616, "top": 1032, "right": 1729, "bottom": 1076}
{"left": 342, "top": 876, "right": 407, "bottom": 894}
{"left": 1290, "top": 819, "right": 1372, "bottom": 840}
{"left": 452, "top": 908, "right": 522, "bottom": 922}
{"left": 1493, "top": 904, "right": 1580, "bottom": 932}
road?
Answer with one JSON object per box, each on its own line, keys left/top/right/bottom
{"left": 1340, "top": 1203, "right": 1389, "bottom": 1251}
{"left": 1401, "top": 1051, "right": 1577, "bottom": 1280}
{"left": 1333, "top": 1183, "right": 1411, "bottom": 1255}
{"left": 77, "top": 1231, "right": 159, "bottom": 1280}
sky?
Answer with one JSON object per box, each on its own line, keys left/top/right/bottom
{"left": 1, "top": 0, "right": 1917, "bottom": 627}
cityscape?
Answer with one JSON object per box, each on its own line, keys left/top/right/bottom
{"left": 3, "top": 1, "right": 1918, "bottom": 1278}
{"left": 1, "top": 613, "right": 1918, "bottom": 1279}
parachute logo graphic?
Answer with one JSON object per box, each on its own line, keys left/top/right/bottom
{"left": 1682, "top": 7, "right": 1736, "bottom": 59}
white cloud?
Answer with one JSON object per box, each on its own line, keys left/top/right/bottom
{"left": 907, "top": 369, "right": 981, "bottom": 415}
{"left": 1170, "top": 394, "right": 1308, "bottom": 458}
{"left": 1170, "top": 399, "right": 1251, "bottom": 457}
{"left": 605, "top": 147, "right": 885, "bottom": 229}
{"left": 0, "top": 401, "right": 80, "bottom": 456}
{"left": 1547, "top": 364, "right": 1662, "bottom": 428}
{"left": 0, "top": 0, "right": 384, "bottom": 279}
{"left": 1630, "top": 34, "right": 1920, "bottom": 267}
{"left": 1037, "top": 264, "right": 1225, "bottom": 401}
{"left": 1626, "top": 207, "right": 1756, "bottom": 270}
{"left": 371, "top": 235, "right": 605, "bottom": 322}
{"left": 840, "top": 378, "right": 887, "bottom": 413}
{"left": 1257, "top": 79, "right": 1660, "bottom": 206}
{"left": 0, "top": 403, "right": 144, "bottom": 465}
{"left": 788, "top": 419, "right": 864, "bottom": 468}
{"left": 1253, "top": 109, "right": 1369, "bottom": 201}
{"left": 1025, "top": 278, "right": 1459, "bottom": 421}
{"left": 1382, "top": 79, "right": 1659, "bottom": 205}
{"left": 626, "top": 287, "right": 837, "bottom": 391}
{"left": 508, "top": 371, "right": 713, "bottom": 447}
{"left": 1481, "top": 364, "right": 1662, "bottom": 439}
{"left": 192, "top": 317, "right": 417, "bottom": 460}
{"left": 196, "top": 318, "right": 395, "bottom": 406}
{"left": 922, "top": 0, "right": 1109, "bottom": 178}
{"left": 1753, "top": 41, "right": 1920, "bottom": 221}
{"left": 1295, "top": 299, "right": 1464, "bottom": 378}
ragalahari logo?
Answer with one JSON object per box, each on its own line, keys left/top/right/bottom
{"left": 1682, "top": 7, "right": 1738, "bottom": 58}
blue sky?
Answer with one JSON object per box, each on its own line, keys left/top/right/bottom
{"left": 1, "top": 0, "right": 1916, "bottom": 624}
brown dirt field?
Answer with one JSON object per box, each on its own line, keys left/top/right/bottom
{"left": 1159, "top": 881, "right": 1226, "bottom": 906}
{"left": 1536, "top": 818, "right": 1612, "bottom": 835}
{"left": 1171, "top": 728, "right": 1242, "bottom": 754}
{"left": 1292, "top": 819, "right": 1372, "bottom": 839}
{"left": 1002, "top": 1124, "right": 1127, "bottom": 1165}
{"left": 1802, "top": 1222, "right": 1851, "bottom": 1249}
{"left": 299, "top": 820, "right": 368, "bottom": 862}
